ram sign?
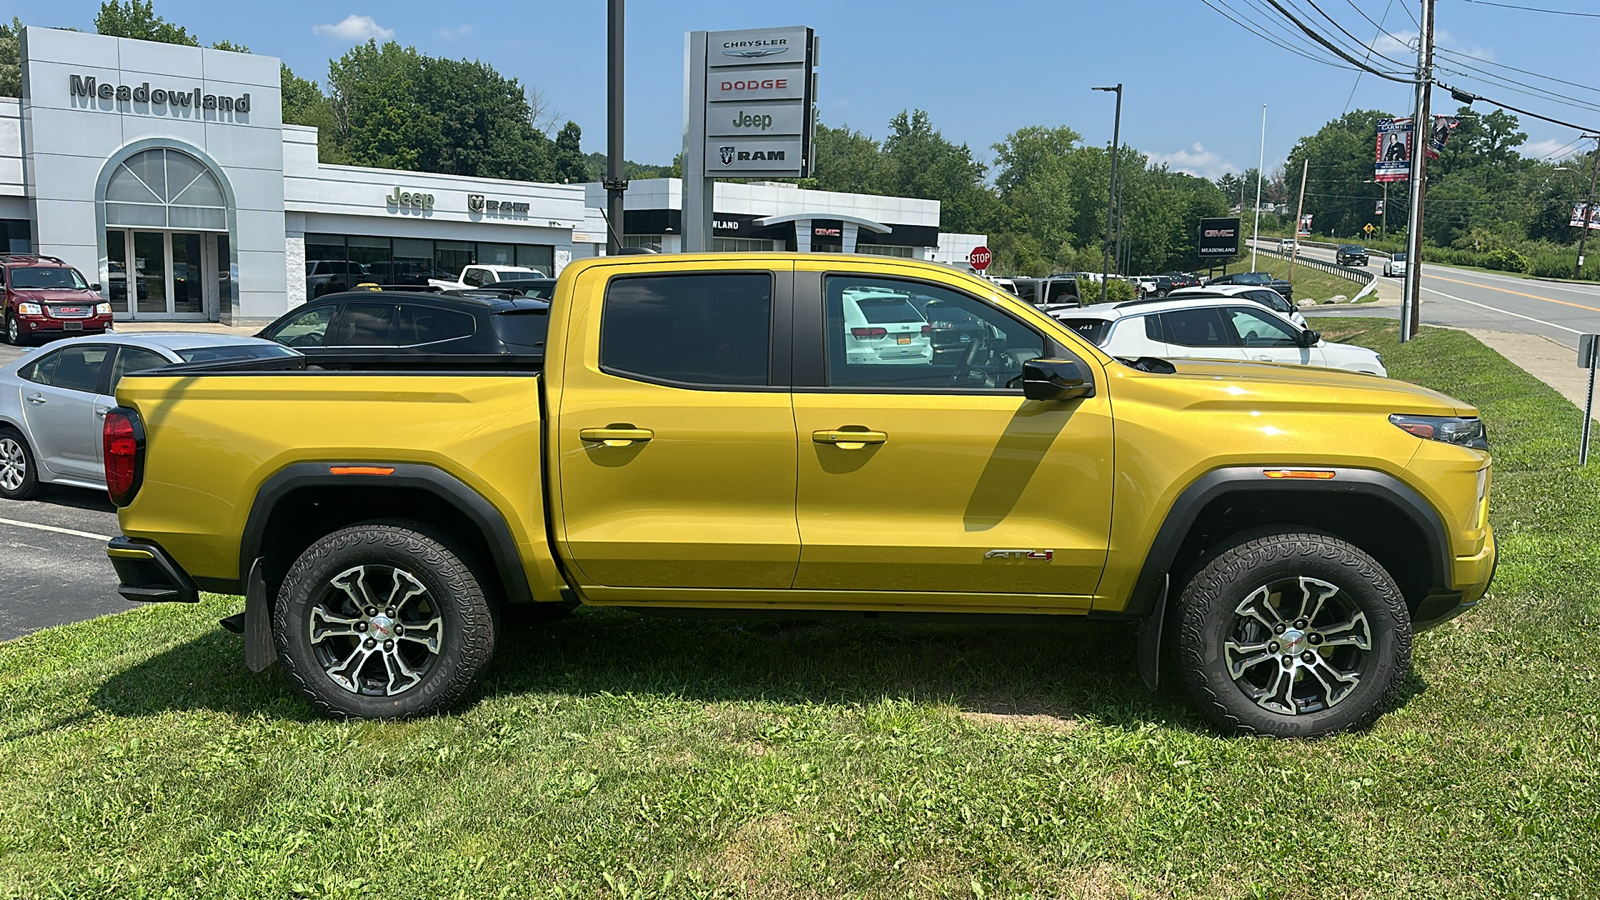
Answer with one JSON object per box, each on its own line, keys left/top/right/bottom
{"left": 1198, "top": 217, "right": 1242, "bottom": 257}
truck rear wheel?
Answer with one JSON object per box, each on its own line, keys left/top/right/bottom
{"left": 1174, "top": 530, "right": 1411, "bottom": 738}
{"left": 273, "top": 522, "right": 498, "bottom": 719}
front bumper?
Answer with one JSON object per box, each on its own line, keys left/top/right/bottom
{"left": 1414, "top": 530, "right": 1498, "bottom": 631}
{"left": 106, "top": 536, "right": 200, "bottom": 603}
{"left": 16, "top": 313, "right": 114, "bottom": 338}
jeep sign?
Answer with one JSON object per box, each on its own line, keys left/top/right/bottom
{"left": 1197, "top": 216, "right": 1242, "bottom": 258}
{"left": 705, "top": 100, "right": 808, "bottom": 138}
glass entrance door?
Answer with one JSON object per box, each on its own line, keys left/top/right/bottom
{"left": 105, "top": 228, "right": 215, "bottom": 319}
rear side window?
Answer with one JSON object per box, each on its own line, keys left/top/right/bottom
{"left": 1155, "top": 308, "right": 1234, "bottom": 347}
{"left": 396, "top": 305, "right": 475, "bottom": 345}
{"left": 110, "top": 347, "right": 171, "bottom": 387}
{"left": 493, "top": 311, "right": 549, "bottom": 349}
{"left": 267, "top": 306, "right": 334, "bottom": 348}
{"left": 19, "top": 351, "right": 61, "bottom": 385}
{"left": 47, "top": 345, "right": 112, "bottom": 393}
{"left": 600, "top": 273, "right": 772, "bottom": 387}
{"left": 330, "top": 303, "right": 397, "bottom": 346}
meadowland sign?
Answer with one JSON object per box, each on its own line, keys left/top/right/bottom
{"left": 69, "top": 74, "right": 251, "bottom": 114}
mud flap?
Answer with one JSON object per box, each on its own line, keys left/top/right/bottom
{"left": 1135, "top": 574, "right": 1168, "bottom": 691}
{"left": 244, "top": 558, "right": 277, "bottom": 672}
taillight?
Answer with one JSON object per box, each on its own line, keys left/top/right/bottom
{"left": 103, "top": 407, "right": 145, "bottom": 507}
{"left": 921, "top": 325, "right": 933, "bottom": 335}
{"left": 850, "top": 327, "right": 887, "bottom": 340}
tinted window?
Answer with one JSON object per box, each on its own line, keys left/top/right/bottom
{"left": 20, "top": 352, "right": 61, "bottom": 385}
{"left": 493, "top": 311, "right": 549, "bottom": 349}
{"left": 267, "top": 306, "right": 335, "bottom": 348}
{"left": 463, "top": 269, "right": 487, "bottom": 287}
{"left": 330, "top": 303, "right": 397, "bottom": 346}
{"left": 1045, "top": 280, "right": 1078, "bottom": 303}
{"left": 826, "top": 275, "right": 1043, "bottom": 390}
{"left": 1156, "top": 309, "right": 1233, "bottom": 347}
{"left": 48, "top": 345, "right": 112, "bottom": 392}
{"left": 1055, "top": 318, "right": 1110, "bottom": 345}
{"left": 176, "top": 344, "right": 301, "bottom": 363}
{"left": 1244, "top": 289, "right": 1291, "bottom": 312}
{"left": 110, "top": 347, "right": 171, "bottom": 387}
{"left": 852, "top": 295, "right": 925, "bottom": 325}
{"left": 1226, "top": 307, "right": 1300, "bottom": 347}
{"left": 600, "top": 273, "right": 771, "bottom": 387}
{"left": 9, "top": 266, "right": 89, "bottom": 290}
{"left": 1145, "top": 315, "right": 1164, "bottom": 342}
{"left": 396, "top": 305, "right": 475, "bottom": 345}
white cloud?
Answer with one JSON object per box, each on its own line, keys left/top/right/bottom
{"left": 1523, "top": 137, "right": 1581, "bottom": 160}
{"left": 1149, "top": 143, "right": 1238, "bottom": 181}
{"left": 313, "top": 15, "right": 394, "bottom": 42}
{"left": 1371, "top": 29, "right": 1492, "bottom": 63}
{"left": 438, "top": 25, "right": 471, "bottom": 39}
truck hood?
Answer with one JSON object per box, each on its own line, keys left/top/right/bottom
{"left": 1128, "top": 357, "right": 1475, "bottom": 416}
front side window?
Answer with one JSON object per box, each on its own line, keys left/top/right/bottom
{"left": 330, "top": 303, "right": 397, "bottom": 346}
{"left": 1226, "top": 307, "right": 1301, "bottom": 347}
{"left": 463, "top": 269, "right": 487, "bottom": 287}
{"left": 825, "top": 275, "right": 1044, "bottom": 390}
{"left": 1155, "top": 308, "right": 1233, "bottom": 348}
{"left": 266, "top": 306, "right": 335, "bottom": 348}
{"left": 600, "top": 273, "right": 771, "bottom": 387}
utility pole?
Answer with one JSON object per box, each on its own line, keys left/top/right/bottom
{"left": 1401, "top": 0, "right": 1435, "bottom": 343}
{"left": 605, "top": 0, "right": 626, "bottom": 256}
{"left": 1577, "top": 134, "right": 1600, "bottom": 280}
{"left": 1252, "top": 104, "right": 1266, "bottom": 270}
{"left": 1093, "top": 84, "right": 1122, "bottom": 305}
{"left": 1290, "top": 158, "right": 1309, "bottom": 285}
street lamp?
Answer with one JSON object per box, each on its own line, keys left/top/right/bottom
{"left": 1093, "top": 84, "right": 1122, "bottom": 305}
{"left": 1578, "top": 136, "right": 1600, "bottom": 280}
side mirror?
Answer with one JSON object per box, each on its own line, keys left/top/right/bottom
{"left": 89, "top": 283, "right": 102, "bottom": 292}
{"left": 1298, "top": 329, "right": 1321, "bottom": 348}
{"left": 1022, "top": 358, "right": 1095, "bottom": 402}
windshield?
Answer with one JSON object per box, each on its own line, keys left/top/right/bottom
{"left": 9, "top": 266, "right": 90, "bottom": 290}
{"left": 1054, "top": 318, "right": 1111, "bottom": 345}
{"left": 176, "top": 344, "right": 302, "bottom": 363}
{"left": 1392, "top": 253, "right": 1407, "bottom": 262}
{"left": 853, "top": 297, "right": 926, "bottom": 324}
{"left": 1233, "top": 273, "right": 1270, "bottom": 285}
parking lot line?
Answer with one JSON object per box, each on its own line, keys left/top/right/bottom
{"left": 0, "top": 517, "right": 113, "bottom": 541}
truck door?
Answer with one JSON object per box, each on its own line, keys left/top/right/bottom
{"left": 790, "top": 268, "right": 1113, "bottom": 605}
{"left": 553, "top": 264, "right": 799, "bottom": 591}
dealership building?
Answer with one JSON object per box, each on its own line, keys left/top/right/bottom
{"left": 2, "top": 27, "right": 983, "bottom": 324}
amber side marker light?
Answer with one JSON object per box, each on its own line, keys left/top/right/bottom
{"left": 329, "top": 466, "right": 396, "bottom": 476}
{"left": 1263, "top": 469, "right": 1336, "bottom": 480}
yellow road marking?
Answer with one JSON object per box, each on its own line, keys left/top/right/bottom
{"left": 1429, "top": 273, "right": 1600, "bottom": 314}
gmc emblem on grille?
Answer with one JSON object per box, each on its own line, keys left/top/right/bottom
{"left": 984, "top": 549, "right": 1054, "bottom": 561}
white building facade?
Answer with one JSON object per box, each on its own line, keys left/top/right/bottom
{"left": 3, "top": 28, "right": 982, "bottom": 325}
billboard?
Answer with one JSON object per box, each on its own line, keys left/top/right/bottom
{"left": 1426, "top": 115, "right": 1460, "bottom": 159}
{"left": 1298, "top": 214, "right": 1313, "bottom": 237}
{"left": 1573, "top": 202, "right": 1600, "bottom": 231}
{"left": 1375, "top": 118, "right": 1412, "bottom": 183}
{"left": 1197, "top": 216, "right": 1241, "bottom": 257}
{"left": 693, "top": 26, "right": 816, "bottom": 178}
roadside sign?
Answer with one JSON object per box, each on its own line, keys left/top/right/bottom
{"left": 1581, "top": 334, "right": 1599, "bottom": 465}
{"left": 1198, "top": 217, "right": 1241, "bottom": 258}
{"left": 1580, "top": 334, "right": 1599, "bottom": 368}
{"left": 1363, "top": 223, "right": 1376, "bottom": 235}
{"left": 969, "top": 246, "right": 992, "bottom": 271}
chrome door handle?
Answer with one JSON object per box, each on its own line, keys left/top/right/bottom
{"left": 25, "top": 394, "right": 45, "bottom": 405}
{"left": 813, "top": 429, "right": 888, "bottom": 448}
{"left": 579, "top": 426, "right": 653, "bottom": 447}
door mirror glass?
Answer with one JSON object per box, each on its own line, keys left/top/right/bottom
{"left": 89, "top": 283, "right": 102, "bottom": 292}
{"left": 1299, "top": 328, "right": 1321, "bottom": 347}
{"left": 1021, "top": 358, "right": 1095, "bottom": 401}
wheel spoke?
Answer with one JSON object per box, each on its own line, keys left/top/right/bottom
{"left": 381, "top": 648, "right": 424, "bottom": 696}
{"left": 397, "top": 617, "right": 443, "bottom": 654}
{"left": 1304, "top": 656, "right": 1362, "bottom": 707}
{"left": 386, "top": 569, "right": 429, "bottom": 615}
{"left": 307, "top": 606, "right": 364, "bottom": 644}
{"left": 326, "top": 644, "right": 378, "bottom": 693}
{"left": 1318, "top": 613, "right": 1372, "bottom": 650}
{"left": 1299, "top": 577, "right": 1341, "bottom": 624}
{"left": 330, "top": 565, "right": 379, "bottom": 611}
{"left": 1233, "top": 585, "right": 1281, "bottom": 631}
{"left": 1255, "top": 662, "right": 1298, "bottom": 715}
{"left": 1224, "top": 640, "right": 1274, "bottom": 679}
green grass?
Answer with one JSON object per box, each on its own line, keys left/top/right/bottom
{"left": 1248, "top": 257, "right": 1374, "bottom": 304}
{"left": 4, "top": 323, "right": 1599, "bottom": 897}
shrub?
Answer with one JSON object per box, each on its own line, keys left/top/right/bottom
{"left": 1482, "top": 247, "right": 1533, "bottom": 274}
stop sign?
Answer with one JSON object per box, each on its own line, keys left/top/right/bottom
{"left": 969, "top": 246, "right": 992, "bottom": 271}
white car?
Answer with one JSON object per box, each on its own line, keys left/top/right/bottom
{"left": 0, "top": 333, "right": 300, "bottom": 500}
{"left": 840, "top": 290, "right": 933, "bottom": 365}
{"left": 1167, "top": 284, "right": 1308, "bottom": 328}
{"left": 1384, "top": 252, "right": 1408, "bottom": 277}
{"left": 1048, "top": 296, "right": 1385, "bottom": 376}
{"left": 427, "top": 264, "right": 547, "bottom": 292}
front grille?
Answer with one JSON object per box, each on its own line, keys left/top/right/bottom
{"left": 49, "top": 305, "right": 91, "bottom": 319}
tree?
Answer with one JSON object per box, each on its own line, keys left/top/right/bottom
{"left": 94, "top": 0, "right": 197, "bottom": 46}
{"left": 0, "top": 18, "right": 21, "bottom": 97}
{"left": 804, "top": 123, "right": 883, "bottom": 195}
{"left": 1284, "top": 108, "right": 1393, "bottom": 239}
{"left": 552, "top": 121, "right": 587, "bottom": 184}
{"left": 879, "top": 109, "right": 995, "bottom": 234}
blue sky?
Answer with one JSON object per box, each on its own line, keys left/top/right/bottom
{"left": 25, "top": 1, "right": 1599, "bottom": 178}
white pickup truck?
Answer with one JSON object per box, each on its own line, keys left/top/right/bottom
{"left": 427, "top": 264, "right": 547, "bottom": 292}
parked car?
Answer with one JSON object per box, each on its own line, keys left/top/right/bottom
{"left": 1157, "top": 272, "right": 1202, "bottom": 291}
{"left": 256, "top": 291, "right": 551, "bottom": 366}
{"left": 1004, "top": 276, "right": 1080, "bottom": 307}
{"left": 427, "top": 264, "right": 547, "bottom": 292}
{"left": 1206, "top": 271, "right": 1294, "bottom": 302}
{"left": 1048, "top": 295, "right": 1384, "bottom": 375}
{"left": 1336, "top": 245, "right": 1370, "bottom": 267}
{"left": 449, "top": 277, "right": 557, "bottom": 302}
{"left": 107, "top": 253, "right": 1493, "bottom": 738}
{"left": 1167, "top": 285, "right": 1308, "bottom": 328}
{"left": 840, "top": 289, "right": 934, "bottom": 365}
{"left": 305, "top": 260, "right": 371, "bottom": 299}
{"left": 1, "top": 254, "right": 114, "bottom": 346}
{"left": 1384, "top": 252, "right": 1408, "bottom": 278}
{"left": 0, "top": 333, "right": 298, "bottom": 500}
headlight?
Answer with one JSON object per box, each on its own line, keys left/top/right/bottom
{"left": 95, "top": 302, "right": 113, "bottom": 315}
{"left": 1390, "top": 414, "right": 1488, "bottom": 450}
{"left": 16, "top": 302, "right": 42, "bottom": 315}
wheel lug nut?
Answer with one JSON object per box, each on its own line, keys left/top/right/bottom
{"left": 1274, "top": 624, "right": 1286, "bottom": 635}
{"left": 394, "top": 625, "right": 404, "bottom": 635}
{"left": 1282, "top": 655, "right": 1294, "bottom": 666}
{"left": 1268, "top": 641, "right": 1280, "bottom": 653}
{"left": 364, "top": 638, "right": 376, "bottom": 649}
{"left": 1295, "top": 619, "right": 1308, "bottom": 629}
{"left": 387, "top": 608, "right": 396, "bottom": 617}
{"left": 384, "top": 639, "right": 394, "bottom": 650}
{"left": 365, "top": 607, "right": 377, "bottom": 617}
{"left": 358, "top": 622, "right": 367, "bottom": 631}
{"left": 1308, "top": 633, "right": 1323, "bottom": 645}
{"left": 1302, "top": 651, "right": 1317, "bottom": 663}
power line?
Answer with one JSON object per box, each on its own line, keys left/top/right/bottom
{"left": 1199, "top": 0, "right": 1368, "bottom": 69}
{"left": 1342, "top": 0, "right": 1399, "bottom": 114}
{"left": 1261, "top": 0, "right": 1419, "bottom": 83}
{"left": 1439, "top": 80, "right": 1600, "bottom": 133}
{"left": 1237, "top": 0, "right": 1395, "bottom": 68}
{"left": 1452, "top": 0, "right": 1600, "bottom": 17}
{"left": 1435, "top": 61, "right": 1600, "bottom": 117}
{"left": 1301, "top": 0, "right": 1414, "bottom": 70}
{"left": 1435, "top": 47, "right": 1600, "bottom": 99}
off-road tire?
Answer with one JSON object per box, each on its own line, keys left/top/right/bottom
{"left": 273, "top": 522, "right": 499, "bottom": 719}
{"left": 1175, "top": 530, "right": 1411, "bottom": 738}
{"left": 0, "top": 427, "right": 44, "bottom": 500}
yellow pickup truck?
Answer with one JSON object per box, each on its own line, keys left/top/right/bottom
{"left": 103, "top": 254, "right": 1495, "bottom": 737}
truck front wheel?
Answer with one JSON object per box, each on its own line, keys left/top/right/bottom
{"left": 1175, "top": 531, "right": 1411, "bottom": 738}
{"left": 274, "top": 522, "right": 499, "bottom": 719}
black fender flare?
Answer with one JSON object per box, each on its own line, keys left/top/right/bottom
{"left": 236, "top": 462, "right": 535, "bottom": 605}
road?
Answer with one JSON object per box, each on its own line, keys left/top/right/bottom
{"left": 1257, "top": 241, "right": 1600, "bottom": 349}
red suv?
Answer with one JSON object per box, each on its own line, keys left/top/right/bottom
{"left": 1, "top": 255, "right": 114, "bottom": 345}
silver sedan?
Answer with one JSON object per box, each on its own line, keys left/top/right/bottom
{"left": 0, "top": 333, "right": 299, "bottom": 500}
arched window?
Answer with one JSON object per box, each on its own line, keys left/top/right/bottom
{"left": 104, "top": 148, "right": 227, "bottom": 230}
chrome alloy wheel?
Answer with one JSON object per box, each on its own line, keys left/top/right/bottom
{"left": 1223, "top": 576, "right": 1373, "bottom": 716}
{"left": 0, "top": 437, "right": 26, "bottom": 492}
{"left": 308, "top": 564, "right": 445, "bottom": 696}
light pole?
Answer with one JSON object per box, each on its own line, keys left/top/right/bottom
{"left": 1093, "top": 84, "right": 1122, "bottom": 305}
{"left": 1577, "top": 135, "right": 1600, "bottom": 280}
{"left": 1252, "top": 103, "right": 1266, "bottom": 269}
{"left": 605, "top": 0, "right": 626, "bottom": 256}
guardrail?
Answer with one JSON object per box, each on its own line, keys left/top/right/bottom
{"left": 1254, "top": 245, "right": 1376, "bottom": 286}
{"left": 1253, "top": 237, "right": 1393, "bottom": 261}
